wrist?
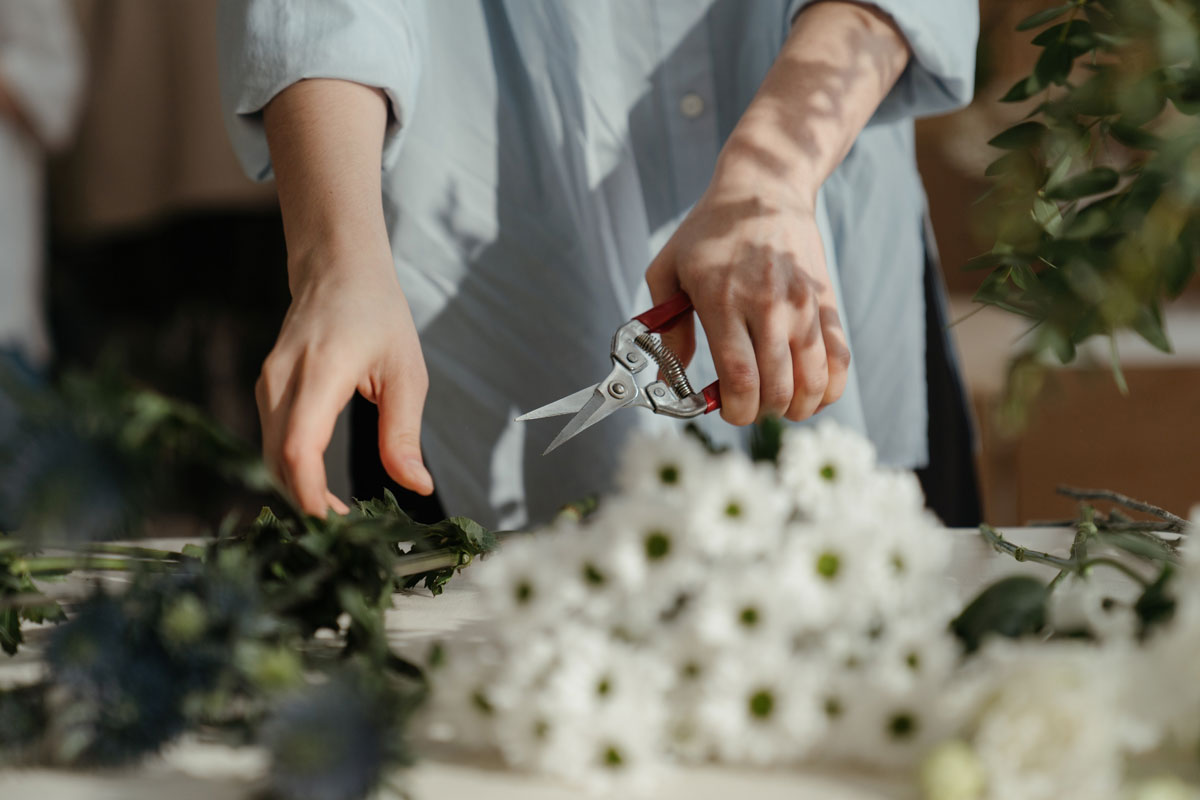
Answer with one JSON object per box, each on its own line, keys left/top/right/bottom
{"left": 712, "top": 118, "right": 822, "bottom": 213}
{"left": 285, "top": 227, "right": 397, "bottom": 296}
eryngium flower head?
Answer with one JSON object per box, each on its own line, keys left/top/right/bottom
{"left": 261, "top": 674, "right": 402, "bottom": 800}
{"left": 45, "top": 591, "right": 187, "bottom": 765}
{"left": 0, "top": 683, "right": 48, "bottom": 763}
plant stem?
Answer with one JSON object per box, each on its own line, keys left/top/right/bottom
{"left": 21, "top": 556, "right": 148, "bottom": 576}
{"left": 980, "top": 524, "right": 1075, "bottom": 569}
{"left": 1057, "top": 486, "right": 1189, "bottom": 530}
{"left": 75, "top": 543, "right": 189, "bottom": 561}
{"left": 1079, "top": 557, "right": 1152, "bottom": 587}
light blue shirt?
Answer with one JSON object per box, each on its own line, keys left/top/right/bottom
{"left": 218, "top": 0, "right": 978, "bottom": 529}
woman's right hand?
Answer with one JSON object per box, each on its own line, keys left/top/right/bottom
{"left": 259, "top": 78, "right": 431, "bottom": 517}
{"left": 258, "top": 243, "right": 434, "bottom": 517}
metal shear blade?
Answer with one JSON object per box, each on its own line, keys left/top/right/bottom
{"left": 536, "top": 365, "right": 646, "bottom": 455}
{"left": 513, "top": 384, "right": 596, "bottom": 422}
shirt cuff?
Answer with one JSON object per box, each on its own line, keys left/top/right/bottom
{"left": 786, "top": 0, "right": 978, "bottom": 123}
{"left": 217, "top": 0, "right": 426, "bottom": 181}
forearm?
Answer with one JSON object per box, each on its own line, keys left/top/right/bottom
{"left": 262, "top": 78, "right": 393, "bottom": 292}
{"left": 718, "top": 1, "right": 910, "bottom": 204}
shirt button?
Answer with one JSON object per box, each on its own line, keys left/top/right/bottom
{"left": 679, "top": 92, "right": 705, "bottom": 119}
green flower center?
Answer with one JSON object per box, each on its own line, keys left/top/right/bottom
{"left": 583, "top": 563, "right": 606, "bottom": 586}
{"left": 724, "top": 501, "right": 742, "bottom": 518}
{"left": 816, "top": 551, "right": 841, "bottom": 579}
{"left": 603, "top": 745, "right": 624, "bottom": 768}
{"left": 596, "top": 677, "right": 611, "bottom": 697}
{"left": 819, "top": 463, "right": 837, "bottom": 481}
{"left": 824, "top": 697, "right": 843, "bottom": 719}
{"left": 739, "top": 606, "right": 760, "bottom": 627}
{"left": 472, "top": 690, "right": 494, "bottom": 716}
{"left": 905, "top": 651, "right": 920, "bottom": 671}
{"left": 682, "top": 661, "right": 702, "bottom": 680}
{"left": 891, "top": 552, "right": 906, "bottom": 574}
{"left": 659, "top": 465, "right": 680, "bottom": 485}
{"left": 645, "top": 531, "right": 671, "bottom": 560}
{"left": 515, "top": 580, "right": 533, "bottom": 604}
{"left": 749, "top": 689, "right": 775, "bottom": 719}
{"left": 888, "top": 712, "right": 917, "bottom": 740}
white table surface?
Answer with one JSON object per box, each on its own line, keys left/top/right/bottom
{"left": 0, "top": 527, "right": 1143, "bottom": 800}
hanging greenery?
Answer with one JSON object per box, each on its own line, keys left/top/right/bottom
{"left": 973, "top": 0, "right": 1200, "bottom": 419}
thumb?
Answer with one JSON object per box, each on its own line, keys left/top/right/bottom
{"left": 375, "top": 367, "right": 434, "bottom": 496}
{"left": 645, "top": 250, "right": 696, "bottom": 370}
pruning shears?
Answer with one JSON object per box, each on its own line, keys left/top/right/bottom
{"left": 516, "top": 291, "right": 722, "bottom": 454}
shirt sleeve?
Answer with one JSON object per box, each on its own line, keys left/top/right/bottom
{"left": 217, "top": 0, "right": 427, "bottom": 181}
{"left": 786, "top": 0, "right": 978, "bottom": 123}
{"left": 0, "top": 0, "right": 85, "bottom": 150}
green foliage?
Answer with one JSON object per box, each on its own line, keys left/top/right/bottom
{"left": 0, "top": 360, "right": 496, "bottom": 796}
{"left": 750, "top": 416, "right": 786, "bottom": 464}
{"left": 952, "top": 575, "right": 1048, "bottom": 652}
{"left": 976, "top": 0, "right": 1200, "bottom": 418}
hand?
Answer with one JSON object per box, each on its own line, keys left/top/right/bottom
{"left": 256, "top": 243, "right": 433, "bottom": 517}
{"left": 645, "top": 160, "right": 850, "bottom": 426}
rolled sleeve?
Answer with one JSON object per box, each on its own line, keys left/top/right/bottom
{"left": 217, "top": 0, "right": 426, "bottom": 181}
{"left": 787, "top": 0, "right": 978, "bottom": 123}
{"left": 0, "top": 0, "right": 85, "bottom": 150}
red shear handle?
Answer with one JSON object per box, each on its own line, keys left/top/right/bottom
{"left": 634, "top": 290, "right": 693, "bottom": 334}
{"left": 701, "top": 380, "right": 721, "bottom": 414}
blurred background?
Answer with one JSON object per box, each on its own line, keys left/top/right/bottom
{"left": 3, "top": 0, "right": 1196, "bottom": 528}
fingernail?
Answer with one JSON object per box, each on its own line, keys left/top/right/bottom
{"left": 403, "top": 457, "right": 434, "bottom": 494}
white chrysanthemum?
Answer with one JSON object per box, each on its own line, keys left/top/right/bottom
{"left": 421, "top": 638, "right": 506, "bottom": 750}
{"left": 818, "top": 654, "right": 969, "bottom": 771}
{"left": 779, "top": 520, "right": 892, "bottom": 630}
{"left": 681, "top": 563, "right": 798, "bottom": 646}
{"left": 615, "top": 432, "right": 716, "bottom": 501}
{"left": 498, "top": 631, "right": 671, "bottom": 790}
{"left": 471, "top": 533, "right": 584, "bottom": 629}
{"left": 1047, "top": 574, "right": 1138, "bottom": 641}
{"left": 589, "top": 494, "right": 705, "bottom": 618}
{"left": 685, "top": 452, "right": 790, "bottom": 559}
{"left": 778, "top": 421, "right": 877, "bottom": 519}
{"left": 693, "top": 647, "right": 826, "bottom": 765}
{"left": 966, "top": 641, "right": 1127, "bottom": 800}
{"left": 867, "top": 617, "right": 962, "bottom": 695}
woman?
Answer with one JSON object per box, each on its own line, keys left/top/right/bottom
{"left": 218, "top": 0, "right": 980, "bottom": 528}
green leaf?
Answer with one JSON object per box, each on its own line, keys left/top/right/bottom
{"left": 964, "top": 252, "right": 1031, "bottom": 272}
{"left": 1109, "top": 122, "right": 1161, "bottom": 151}
{"left": 1032, "top": 19, "right": 1096, "bottom": 52}
{"left": 1045, "top": 167, "right": 1120, "bottom": 200}
{"left": 1135, "top": 565, "right": 1177, "bottom": 634}
{"left": 750, "top": 417, "right": 785, "bottom": 463}
{"left": 951, "top": 575, "right": 1048, "bottom": 653}
{"left": 988, "top": 121, "right": 1049, "bottom": 150}
{"left": 1033, "top": 196, "right": 1064, "bottom": 235}
{"left": 1132, "top": 305, "right": 1172, "bottom": 353}
{"left": 1016, "top": 4, "right": 1074, "bottom": 31}
{"left": 1063, "top": 205, "right": 1110, "bottom": 238}
{"left": 1010, "top": 262, "right": 1040, "bottom": 290}
{"left": 1109, "top": 335, "right": 1129, "bottom": 395}
{"left": 1033, "top": 42, "right": 1074, "bottom": 88}
{"left": 1000, "top": 75, "right": 1038, "bottom": 103}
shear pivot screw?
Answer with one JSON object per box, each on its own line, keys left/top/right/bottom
{"left": 626, "top": 352, "right": 641, "bottom": 364}
{"left": 652, "top": 387, "right": 666, "bottom": 398}
{"left": 608, "top": 382, "right": 628, "bottom": 399}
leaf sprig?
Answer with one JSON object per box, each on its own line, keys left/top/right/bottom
{"left": 975, "top": 0, "right": 1200, "bottom": 418}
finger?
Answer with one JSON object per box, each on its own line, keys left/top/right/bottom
{"left": 326, "top": 490, "right": 350, "bottom": 516}
{"left": 256, "top": 357, "right": 300, "bottom": 496}
{"left": 645, "top": 248, "right": 696, "bottom": 369}
{"left": 281, "top": 360, "right": 357, "bottom": 516}
{"left": 376, "top": 363, "right": 434, "bottom": 496}
{"left": 700, "top": 306, "right": 759, "bottom": 426}
{"left": 819, "top": 304, "right": 851, "bottom": 407}
{"left": 785, "top": 296, "right": 829, "bottom": 421}
{"left": 747, "top": 308, "right": 794, "bottom": 420}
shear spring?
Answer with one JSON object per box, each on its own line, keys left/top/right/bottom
{"left": 635, "top": 332, "right": 695, "bottom": 398}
